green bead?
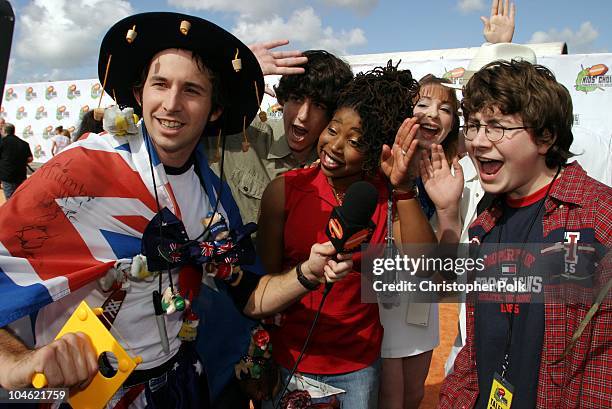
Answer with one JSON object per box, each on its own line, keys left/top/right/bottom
{"left": 174, "top": 296, "right": 186, "bottom": 311}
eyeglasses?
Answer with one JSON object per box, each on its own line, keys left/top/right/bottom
{"left": 462, "top": 123, "right": 531, "bottom": 142}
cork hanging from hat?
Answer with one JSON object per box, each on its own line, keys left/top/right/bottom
{"left": 237, "top": 80, "right": 268, "bottom": 153}
{"left": 180, "top": 20, "right": 191, "bottom": 35}
{"left": 233, "top": 48, "right": 247, "bottom": 149}
{"left": 232, "top": 48, "right": 242, "bottom": 72}
{"left": 241, "top": 116, "right": 250, "bottom": 152}
{"left": 94, "top": 55, "right": 113, "bottom": 121}
{"left": 126, "top": 25, "right": 137, "bottom": 43}
{"left": 94, "top": 23, "right": 137, "bottom": 121}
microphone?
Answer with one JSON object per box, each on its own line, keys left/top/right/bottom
{"left": 324, "top": 181, "right": 378, "bottom": 292}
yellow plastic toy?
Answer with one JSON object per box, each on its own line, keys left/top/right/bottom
{"left": 31, "top": 301, "right": 142, "bottom": 409}
{"left": 114, "top": 114, "right": 128, "bottom": 136}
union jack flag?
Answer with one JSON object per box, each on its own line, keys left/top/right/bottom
{"left": 200, "top": 241, "right": 215, "bottom": 257}
{"left": 0, "top": 123, "right": 266, "bottom": 404}
{"left": 216, "top": 241, "right": 233, "bottom": 254}
{"left": 0, "top": 125, "right": 230, "bottom": 327}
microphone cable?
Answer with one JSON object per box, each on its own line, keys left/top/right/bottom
{"left": 273, "top": 277, "right": 333, "bottom": 409}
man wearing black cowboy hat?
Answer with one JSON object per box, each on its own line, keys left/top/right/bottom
{"left": 0, "top": 11, "right": 353, "bottom": 408}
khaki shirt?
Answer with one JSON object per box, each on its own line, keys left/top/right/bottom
{"left": 202, "top": 118, "right": 318, "bottom": 225}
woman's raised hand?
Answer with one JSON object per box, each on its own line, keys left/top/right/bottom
{"left": 419, "top": 144, "right": 464, "bottom": 211}
{"left": 380, "top": 116, "right": 420, "bottom": 189}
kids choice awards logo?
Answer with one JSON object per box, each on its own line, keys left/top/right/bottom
{"left": 56, "top": 105, "right": 69, "bottom": 120}
{"left": 33, "top": 144, "right": 46, "bottom": 159}
{"left": 67, "top": 84, "right": 81, "bottom": 99}
{"left": 22, "top": 125, "right": 34, "bottom": 139}
{"left": 80, "top": 104, "right": 90, "bottom": 120}
{"left": 442, "top": 67, "right": 466, "bottom": 85}
{"left": 16, "top": 106, "right": 27, "bottom": 120}
{"left": 42, "top": 125, "right": 54, "bottom": 139}
{"left": 0, "top": 106, "right": 7, "bottom": 119}
{"left": 25, "top": 86, "right": 37, "bottom": 101}
{"left": 91, "top": 83, "right": 102, "bottom": 99}
{"left": 35, "top": 106, "right": 48, "bottom": 120}
{"left": 266, "top": 103, "right": 283, "bottom": 120}
{"left": 575, "top": 64, "right": 611, "bottom": 93}
{"left": 4, "top": 87, "right": 17, "bottom": 101}
{"left": 46, "top": 85, "right": 57, "bottom": 100}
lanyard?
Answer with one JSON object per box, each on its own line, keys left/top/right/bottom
{"left": 496, "top": 166, "right": 561, "bottom": 377}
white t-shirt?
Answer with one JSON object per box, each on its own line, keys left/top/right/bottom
{"left": 52, "top": 135, "right": 70, "bottom": 153}
{"left": 35, "top": 165, "right": 212, "bottom": 369}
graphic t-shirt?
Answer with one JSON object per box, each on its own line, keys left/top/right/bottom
{"left": 474, "top": 186, "right": 551, "bottom": 409}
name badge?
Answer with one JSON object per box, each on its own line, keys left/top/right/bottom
{"left": 487, "top": 372, "right": 514, "bottom": 409}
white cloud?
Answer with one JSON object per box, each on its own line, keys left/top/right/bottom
{"left": 528, "top": 21, "right": 601, "bottom": 54}
{"left": 169, "top": 1, "right": 369, "bottom": 55}
{"left": 457, "top": 0, "right": 486, "bottom": 13}
{"left": 232, "top": 7, "right": 366, "bottom": 55}
{"left": 11, "top": 0, "right": 133, "bottom": 82}
{"left": 169, "top": 0, "right": 378, "bottom": 17}
{"left": 320, "top": 0, "right": 378, "bottom": 14}
{"left": 168, "top": 0, "right": 287, "bottom": 18}
{"left": 7, "top": 60, "right": 63, "bottom": 84}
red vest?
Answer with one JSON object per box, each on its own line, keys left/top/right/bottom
{"left": 271, "top": 167, "right": 385, "bottom": 374}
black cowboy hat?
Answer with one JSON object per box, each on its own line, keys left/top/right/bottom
{"left": 98, "top": 12, "right": 264, "bottom": 136}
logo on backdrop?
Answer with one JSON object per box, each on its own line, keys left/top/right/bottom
{"left": 33, "top": 144, "right": 46, "bottom": 159}
{"left": 5, "top": 88, "right": 17, "bottom": 101}
{"left": 25, "top": 87, "right": 37, "bottom": 101}
{"left": 80, "top": 105, "right": 90, "bottom": 120}
{"left": 575, "top": 64, "right": 611, "bottom": 93}
{"left": 442, "top": 67, "right": 466, "bottom": 86}
{"left": 42, "top": 125, "right": 54, "bottom": 139}
{"left": 22, "top": 125, "right": 33, "bottom": 139}
{"left": 35, "top": 106, "right": 48, "bottom": 120}
{"left": 266, "top": 103, "right": 283, "bottom": 120}
{"left": 0, "top": 107, "right": 6, "bottom": 119}
{"left": 16, "top": 106, "right": 27, "bottom": 120}
{"left": 46, "top": 86, "right": 57, "bottom": 100}
{"left": 56, "top": 105, "right": 69, "bottom": 120}
{"left": 91, "top": 83, "right": 102, "bottom": 99}
{"left": 67, "top": 84, "right": 81, "bottom": 99}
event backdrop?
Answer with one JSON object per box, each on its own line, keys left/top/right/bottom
{"left": 1, "top": 53, "right": 610, "bottom": 184}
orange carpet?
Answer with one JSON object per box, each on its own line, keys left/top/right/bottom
{"left": 421, "top": 303, "right": 458, "bottom": 408}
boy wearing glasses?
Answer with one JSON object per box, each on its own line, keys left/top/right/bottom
{"left": 437, "top": 60, "right": 611, "bottom": 408}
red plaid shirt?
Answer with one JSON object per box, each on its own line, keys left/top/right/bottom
{"left": 439, "top": 162, "right": 612, "bottom": 409}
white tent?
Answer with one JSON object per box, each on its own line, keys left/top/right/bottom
{"left": 344, "top": 42, "right": 567, "bottom": 71}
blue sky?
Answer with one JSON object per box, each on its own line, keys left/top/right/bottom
{"left": 5, "top": 0, "right": 612, "bottom": 84}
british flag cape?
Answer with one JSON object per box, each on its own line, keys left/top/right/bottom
{"left": 0, "top": 123, "right": 262, "bottom": 399}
